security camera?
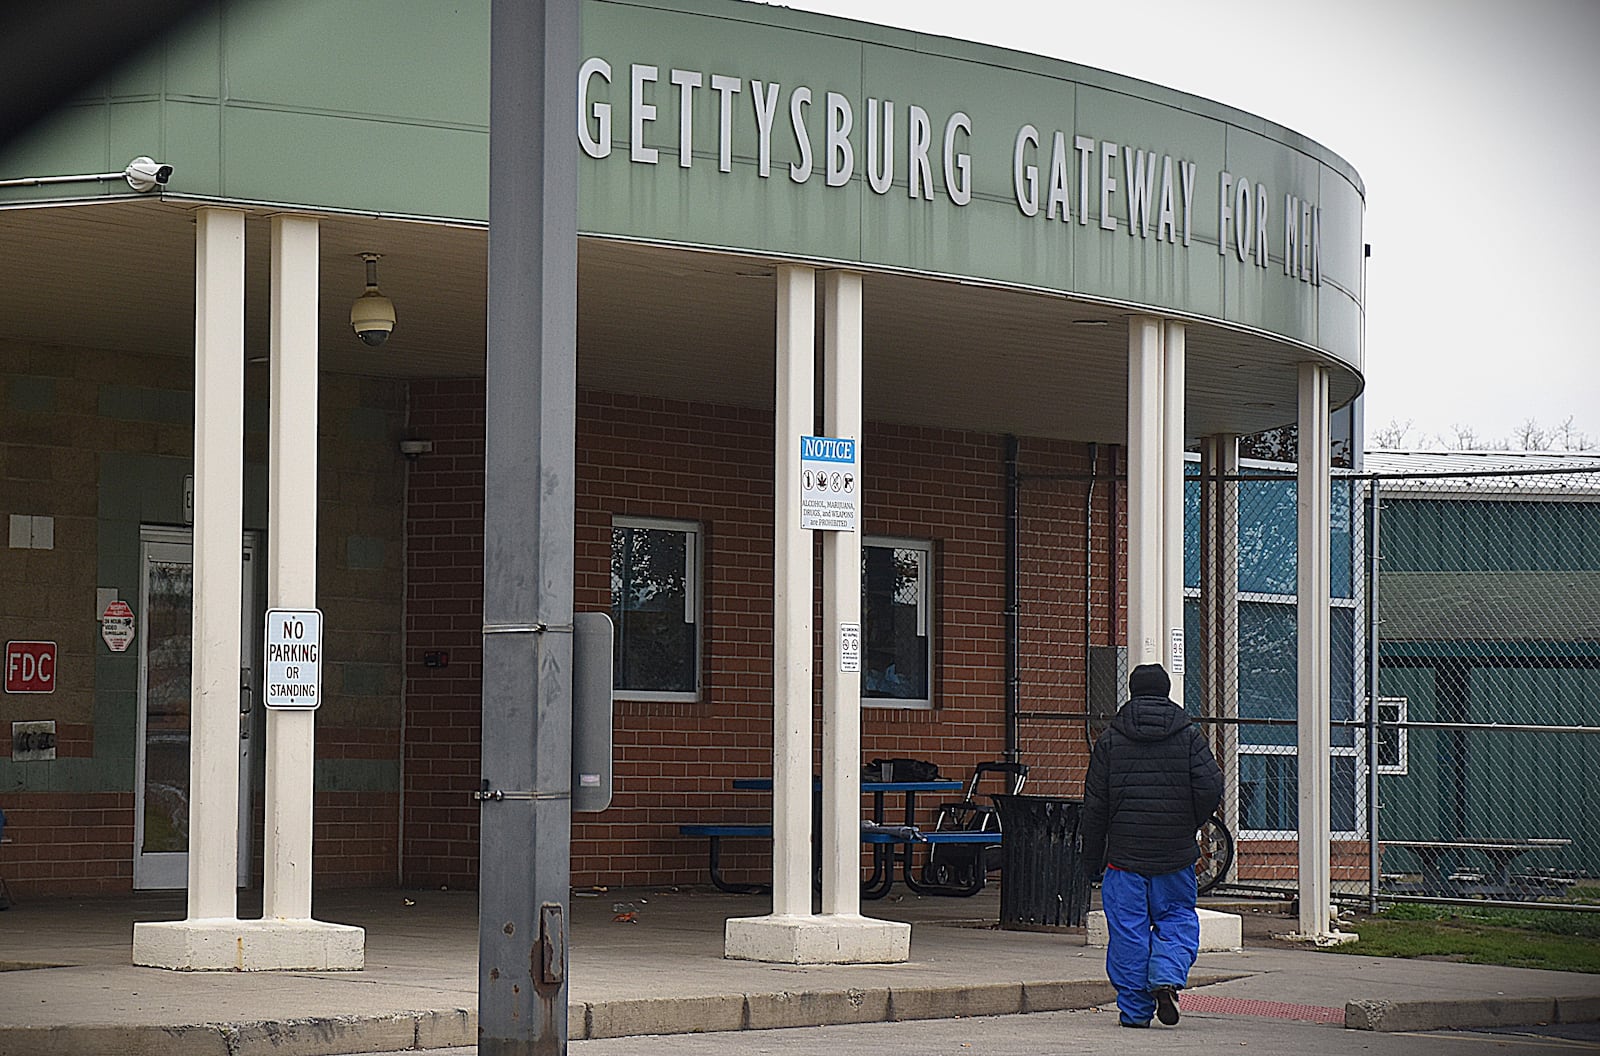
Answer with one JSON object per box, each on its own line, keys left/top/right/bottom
{"left": 351, "top": 289, "right": 396, "bottom": 346}
{"left": 398, "top": 438, "right": 433, "bottom": 459}
{"left": 124, "top": 156, "right": 172, "bottom": 193}
{"left": 351, "top": 253, "right": 396, "bottom": 347}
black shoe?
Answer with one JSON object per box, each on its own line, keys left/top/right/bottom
{"left": 1154, "top": 986, "right": 1180, "bottom": 1025}
{"left": 1119, "top": 1018, "right": 1150, "bottom": 1028}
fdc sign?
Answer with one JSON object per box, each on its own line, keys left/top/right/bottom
{"left": 5, "top": 641, "right": 56, "bottom": 693}
{"left": 265, "top": 608, "right": 323, "bottom": 710}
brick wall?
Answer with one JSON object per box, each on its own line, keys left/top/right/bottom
{"left": 403, "top": 383, "right": 1095, "bottom": 890}
{"left": 0, "top": 793, "right": 134, "bottom": 898}
{"left": 401, "top": 380, "right": 487, "bottom": 890}
{"left": 1, "top": 340, "right": 406, "bottom": 898}
{"left": 1012, "top": 439, "right": 1127, "bottom": 798}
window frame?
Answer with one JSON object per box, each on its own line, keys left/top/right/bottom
{"left": 1375, "top": 695, "right": 1409, "bottom": 775}
{"left": 1224, "top": 583, "right": 1365, "bottom": 842}
{"left": 1198, "top": 464, "right": 1368, "bottom": 842}
{"left": 861, "top": 535, "right": 935, "bottom": 711}
{"left": 610, "top": 514, "right": 703, "bottom": 703}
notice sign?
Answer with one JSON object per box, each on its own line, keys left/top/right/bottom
{"left": 799, "top": 435, "right": 859, "bottom": 531}
{"left": 1169, "top": 626, "right": 1186, "bottom": 675}
{"left": 100, "top": 600, "right": 135, "bottom": 653}
{"left": 839, "top": 622, "right": 860, "bottom": 673}
{"left": 265, "top": 608, "right": 323, "bottom": 710}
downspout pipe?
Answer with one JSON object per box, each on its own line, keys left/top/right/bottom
{"left": 1085, "top": 443, "right": 1098, "bottom": 745}
{"left": 1109, "top": 445, "right": 1122, "bottom": 647}
{"left": 1004, "top": 434, "right": 1020, "bottom": 763}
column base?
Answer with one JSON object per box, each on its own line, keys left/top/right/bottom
{"left": 132, "top": 918, "right": 365, "bottom": 971}
{"left": 724, "top": 913, "right": 910, "bottom": 964}
{"left": 1086, "top": 908, "right": 1242, "bottom": 952}
{"left": 1280, "top": 928, "right": 1359, "bottom": 947}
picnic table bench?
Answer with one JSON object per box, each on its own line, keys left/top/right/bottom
{"left": 679, "top": 778, "right": 978, "bottom": 897}
{"left": 860, "top": 825, "right": 1002, "bottom": 898}
{"left": 1380, "top": 838, "right": 1573, "bottom": 899}
{"left": 676, "top": 824, "right": 773, "bottom": 894}
{"left": 676, "top": 821, "right": 1004, "bottom": 897}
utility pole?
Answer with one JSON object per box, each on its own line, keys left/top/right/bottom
{"left": 480, "top": 1, "right": 579, "bottom": 1052}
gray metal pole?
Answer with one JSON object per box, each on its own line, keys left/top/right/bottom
{"left": 481, "top": 1, "right": 579, "bottom": 1053}
{"left": 1366, "top": 479, "right": 1382, "bottom": 914}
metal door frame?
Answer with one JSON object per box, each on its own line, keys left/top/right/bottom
{"left": 133, "top": 526, "right": 260, "bottom": 889}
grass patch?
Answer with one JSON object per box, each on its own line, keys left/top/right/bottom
{"left": 1381, "top": 902, "right": 1600, "bottom": 939}
{"left": 1329, "top": 904, "right": 1600, "bottom": 973}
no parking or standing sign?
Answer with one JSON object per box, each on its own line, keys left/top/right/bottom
{"left": 265, "top": 608, "right": 322, "bottom": 710}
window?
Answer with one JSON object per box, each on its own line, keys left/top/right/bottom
{"left": 1187, "top": 466, "right": 1367, "bottom": 839}
{"left": 1375, "top": 696, "right": 1408, "bottom": 775}
{"left": 861, "top": 538, "right": 933, "bottom": 708}
{"left": 610, "top": 517, "right": 700, "bottom": 700}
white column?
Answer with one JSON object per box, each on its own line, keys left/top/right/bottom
{"left": 264, "top": 215, "right": 320, "bottom": 922}
{"left": 1126, "top": 316, "right": 1164, "bottom": 666}
{"left": 132, "top": 208, "right": 247, "bottom": 968}
{"left": 725, "top": 267, "right": 907, "bottom": 964}
{"left": 1161, "top": 321, "right": 1186, "bottom": 700}
{"left": 187, "top": 207, "right": 248, "bottom": 922}
{"left": 136, "top": 212, "right": 362, "bottom": 970}
{"left": 253, "top": 216, "right": 361, "bottom": 966}
{"left": 1296, "top": 362, "right": 1338, "bottom": 940}
{"left": 820, "top": 271, "right": 862, "bottom": 918}
{"left": 770, "top": 264, "right": 816, "bottom": 919}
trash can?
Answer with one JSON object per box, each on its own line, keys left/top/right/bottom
{"left": 992, "top": 794, "right": 1090, "bottom": 930}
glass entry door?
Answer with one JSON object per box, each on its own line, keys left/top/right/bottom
{"left": 133, "top": 528, "right": 258, "bottom": 890}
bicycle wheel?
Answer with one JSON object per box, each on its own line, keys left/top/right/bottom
{"left": 1196, "top": 814, "right": 1234, "bottom": 895}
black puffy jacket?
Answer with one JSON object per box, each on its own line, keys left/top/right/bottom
{"left": 1079, "top": 694, "right": 1224, "bottom": 878}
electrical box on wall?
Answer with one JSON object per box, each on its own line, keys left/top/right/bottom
{"left": 572, "top": 612, "right": 614, "bottom": 813}
{"left": 1087, "top": 645, "right": 1128, "bottom": 741}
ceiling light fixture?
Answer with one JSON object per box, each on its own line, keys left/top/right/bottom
{"left": 350, "top": 253, "right": 396, "bottom": 347}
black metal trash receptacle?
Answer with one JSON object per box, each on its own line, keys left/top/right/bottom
{"left": 992, "top": 794, "right": 1090, "bottom": 930}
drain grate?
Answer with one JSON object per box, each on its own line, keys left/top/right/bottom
{"left": 1179, "top": 993, "right": 1345, "bottom": 1024}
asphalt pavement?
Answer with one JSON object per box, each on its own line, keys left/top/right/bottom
{"left": 0, "top": 884, "right": 1595, "bottom": 1056}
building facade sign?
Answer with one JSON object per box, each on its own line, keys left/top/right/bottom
{"left": 579, "top": 59, "right": 1322, "bottom": 287}
{"left": 576, "top": 1, "right": 1365, "bottom": 372}
{"left": 0, "top": 0, "right": 1364, "bottom": 373}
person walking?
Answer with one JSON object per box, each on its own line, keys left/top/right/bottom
{"left": 1080, "top": 662, "right": 1224, "bottom": 1028}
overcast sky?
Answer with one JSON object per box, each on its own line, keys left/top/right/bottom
{"left": 771, "top": 0, "right": 1600, "bottom": 450}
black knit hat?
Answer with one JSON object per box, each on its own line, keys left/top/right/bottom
{"left": 1128, "top": 663, "right": 1171, "bottom": 698}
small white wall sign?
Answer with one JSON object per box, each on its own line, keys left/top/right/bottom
{"left": 839, "top": 622, "right": 860, "bottom": 673}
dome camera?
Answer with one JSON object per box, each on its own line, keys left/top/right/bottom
{"left": 351, "top": 289, "right": 395, "bottom": 346}
{"left": 351, "top": 253, "right": 396, "bottom": 347}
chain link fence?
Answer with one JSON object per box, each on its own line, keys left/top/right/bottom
{"left": 1012, "top": 448, "right": 1600, "bottom": 911}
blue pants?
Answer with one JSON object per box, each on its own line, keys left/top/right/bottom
{"left": 1101, "top": 865, "right": 1200, "bottom": 1025}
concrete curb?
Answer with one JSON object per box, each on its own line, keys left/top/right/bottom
{"left": 3, "top": 972, "right": 1592, "bottom": 1054}
{"left": 0, "top": 1012, "right": 476, "bottom": 1056}
{"left": 1345, "top": 994, "right": 1600, "bottom": 1033}
{"left": 0, "top": 977, "right": 1127, "bottom": 1055}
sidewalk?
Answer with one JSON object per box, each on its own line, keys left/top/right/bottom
{"left": 0, "top": 885, "right": 1595, "bottom": 1056}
